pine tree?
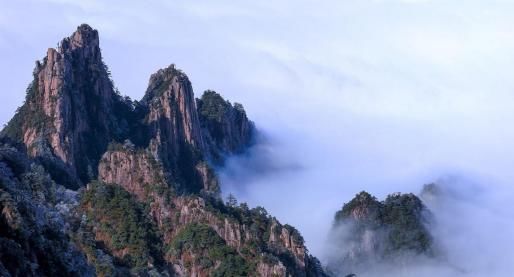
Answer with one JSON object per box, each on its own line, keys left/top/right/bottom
{"left": 226, "top": 193, "right": 237, "bottom": 207}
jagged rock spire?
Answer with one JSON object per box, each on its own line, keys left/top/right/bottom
{"left": 1, "top": 24, "right": 254, "bottom": 192}
{"left": 143, "top": 64, "right": 205, "bottom": 152}
{"left": 2, "top": 24, "right": 129, "bottom": 188}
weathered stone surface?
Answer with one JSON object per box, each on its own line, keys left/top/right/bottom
{"left": 2, "top": 24, "right": 132, "bottom": 188}
{"left": 140, "top": 65, "right": 217, "bottom": 194}
{"left": 144, "top": 64, "right": 205, "bottom": 153}
{"left": 96, "top": 145, "right": 323, "bottom": 275}
{"left": 257, "top": 260, "right": 288, "bottom": 277}
{"left": 98, "top": 143, "right": 168, "bottom": 199}
{"left": 197, "top": 90, "right": 255, "bottom": 163}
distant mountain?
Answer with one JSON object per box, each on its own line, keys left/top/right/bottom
{"left": 326, "top": 191, "right": 435, "bottom": 276}
{"left": 0, "top": 24, "right": 325, "bottom": 276}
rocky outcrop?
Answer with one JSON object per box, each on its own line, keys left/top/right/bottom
{"left": 98, "top": 141, "right": 169, "bottom": 198}
{"left": 197, "top": 90, "right": 254, "bottom": 163}
{"left": 0, "top": 140, "right": 93, "bottom": 276}
{"left": 97, "top": 151, "right": 323, "bottom": 275}
{"left": 138, "top": 65, "right": 217, "bottom": 193}
{"left": 327, "top": 191, "right": 434, "bottom": 276}
{"left": 269, "top": 219, "right": 307, "bottom": 268}
{"left": 257, "top": 260, "right": 288, "bottom": 277}
{"left": 164, "top": 196, "right": 325, "bottom": 276}
{"left": 75, "top": 180, "right": 173, "bottom": 276}
{"left": 143, "top": 65, "right": 205, "bottom": 151}
{"left": 1, "top": 24, "right": 133, "bottom": 188}
{"left": 95, "top": 142, "right": 322, "bottom": 275}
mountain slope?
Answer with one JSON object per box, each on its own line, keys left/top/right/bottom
{"left": 0, "top": 24, "right": 326, "bottom": 276}
{"left": 0, "top": 139, "right": 92, "bottom": 276}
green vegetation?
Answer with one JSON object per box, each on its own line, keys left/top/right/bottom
{"left": 1, "top": 78, "right": 50, "bottom": 141}
{"left": 382, "top": 193, "right": 432, "bottom": 254}
{"left": 168, "top": 223, "right": 254, "bottom": 276}
{"left": 0, "top": 142, "right": 90, "bottom": 276}
{"left": 335, "top": 191, "right": 433, "bottom": 259}
{"left": 202, "top": 195, "right": 310, "bottom": 273}
{"left": 197, "top": 89, "right": 249, "bottom": 146}
{"left": 79, "top": 181, "right": 163, "bottom": 270}
{"left": 335, "top": 191, "right": 382, "bottom": 228}
{"left": 337, "top": 192, "right": 377, "bottom": 218}
{"left": 142, "top": 64, "right": 185, "bottom": 101}
{"left": 197, "top": 90, "right": 232, "bottom": 124}
{"left": 196, "top": 89, "right": 253, "bottom": 162}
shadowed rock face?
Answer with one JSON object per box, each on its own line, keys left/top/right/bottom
{"left": 197, "top": 90, "right": 255, "bottom": 164}
{"left": 328, "top": 191, "right": 434, "bottom": 276}
{"left": 0, "top": 24, "right": 327, "bottom": 276}
{"left": 139, "top": 65, "right": 213, "bottom": 194}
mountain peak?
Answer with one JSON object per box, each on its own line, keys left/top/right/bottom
{"left": 1, "top": 24, "right": 120, "bottom": 187}
{"left": 54, "top": 24, "right": 100, "bottom": 61}
{"left": 77, "top": 23, "right": 95, "bottom": 33}
{"left": 328, "top": 191, "right": 434, "bottom": 275}
{"left": 0, "top": 24, "right": 326, "bottom": 277}
{"left": 143, "top": 64, "right": 189, "bottom": 102}
{"left": 70, "top": 24, "right": 98, "bottom": 46}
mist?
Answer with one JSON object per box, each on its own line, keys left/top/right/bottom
{"left": 2, "top": 0, "right": 514, "bottom": 276}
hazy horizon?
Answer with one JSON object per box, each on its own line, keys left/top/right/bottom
{"left": 2, "top": 1, "right": 514, "bottom": 276}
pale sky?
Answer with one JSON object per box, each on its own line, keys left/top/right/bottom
{"left": 2, "top": 1, "right": 514, "bottom": 272}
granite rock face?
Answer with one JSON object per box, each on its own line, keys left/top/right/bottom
{"left": 143, "top": 65, "right": 205, "bottom": 151}
{"left": 2, "top": 24, "right": 133, "bottom": 188}
{"left": 96, "top": 143, "right": 325, "bottom": 276}
{"left": 0, "top": 24, "right": 326, "bottom": 276}
{"left": 197, "top": 90, "right": 254, "bottom": 163}
{"left": 139, "top": 65, "right": 215, "bottom": 194}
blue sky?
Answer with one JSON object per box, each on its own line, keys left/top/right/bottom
{"left": 2, "top": 1, "right": 514, "bottom": 274}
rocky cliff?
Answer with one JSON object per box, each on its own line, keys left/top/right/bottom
{"left": 95, "top": 142, "right": 324, "bottom": 276}
{"left": 197, "top": 90, "right": 254, "bottom": 164}
{"left": 0, "top": 24, "right": 325, "bottom": 277}
{"left": 326, "top": 191, "right": 434, "bottom": 276}
{"left": 1, "top": 24, "right": 133, "bottom": 188}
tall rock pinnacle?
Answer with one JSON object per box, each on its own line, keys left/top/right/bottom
{"left": 2, "top": 24, "right": 131, "bottom": 188}
{"left": 143, "top": 64, "right": 206, "bottom": 155}
{"left": 1, "top": 24, "right": 255, "bottom": 192}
